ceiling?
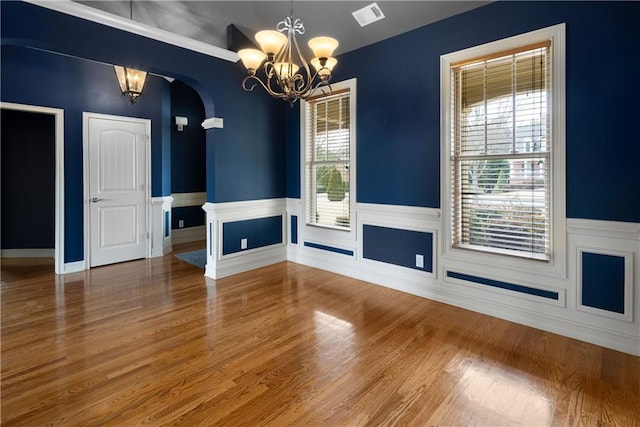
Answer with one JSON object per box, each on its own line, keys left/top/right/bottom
{"left": 74, "top": 1, "right": 490, "bottom": 56}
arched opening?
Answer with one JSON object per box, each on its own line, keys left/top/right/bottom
{"left": 170, "top": 79, "right": 207, "bottom": 244}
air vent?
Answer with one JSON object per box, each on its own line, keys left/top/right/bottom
{"left": 352, "top": 2, "right": 385, "bottom": 27}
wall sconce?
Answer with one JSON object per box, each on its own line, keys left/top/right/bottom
{"left": 175, "top": 116, "right": 188, "bottom": 132}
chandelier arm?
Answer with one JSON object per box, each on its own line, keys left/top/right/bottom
{"left": 294, "top": 36, "right": 313, "bottom": 79}
{"left": 263, "top": 62, "right": 287, "bottom": 97}
{"left": 242, "top": 75, "right": 285, "bottom": 99}
{"left": 290, "top": 30, "right": 314, "bottom": 97}
{"left": 300, "top": 80, "right": 331, "bottom": 101}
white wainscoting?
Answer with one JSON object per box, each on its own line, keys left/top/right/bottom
{"left": 151, "top": 196, "right": 173, "bottom": 257}
{"left": 171, "top": 192, "right": 206, "bottom": 244}
{"left": 285, "top": 198, "right": 639, "bottom": 355}
{"left": 203, "top": 199, "right": 287, "bottom": 280}
{"left": 172, "top": 225, "right": 206, "bottom": 244}
{"left": 172, "top": 192, "right": 206, "bottom": 208}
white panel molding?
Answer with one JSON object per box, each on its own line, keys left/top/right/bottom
{"left": 285, "top": 199, "right": 639, "bottom": 355}
{"left": 566, "top": 220, "right": 639, "bottom": 353}
{"left": 357, "top": 203, "right": 440, "bottom": 228}
{"left": 207, "top": 198, "right": 287, "bottom": 221}
{"left": 575, "top": 247, "right": 633, "bottom": 322}
{"left": 291, "top": 243, "right": 639, "bottom": 355}
{"left": 171, "top": 192, "right": 206, "bottom": 208}
{"left": 443, "top": 268, "right": 566, "bottom": 308}
{"left": 1, "top": 102, "right": 64, "bottom": 274}
{"left": 203, "top": 199, "right": 287, "bottom": 279}
{"left": 23, "top": 0, "right": 239, "bottom": 63}
{"left": 567, "top": 218, "right": 640, "bottom": 241}
{"left": 151, "top": 196, "right": 173, "bottom": 257}
{"left": 172, "top": 225, "right": 206, "bottom": 245}
{"left": 214, "top": 245, "right": 286, "bottom": 279}
{"left": 286, "top": 198, "right": 302, "bottom": 251}
{"left": 286, "top": 198, "right": 302, "bottom": 214}
{"left": 357, "top": 203, "right": 440, "bottom": 279}
{"left": 1, "top": 249, "right": 55, "bottom": 258}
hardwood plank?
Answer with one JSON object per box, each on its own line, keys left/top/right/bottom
{"left": 2, "top": 243, "right": 639, "bottom": 426}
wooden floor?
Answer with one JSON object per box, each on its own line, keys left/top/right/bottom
{"left": 2, "top": 242, "right": 639, "bottom": 426}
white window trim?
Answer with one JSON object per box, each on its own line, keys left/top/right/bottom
{"left": 300, "top": 78, "right": 357, "bottom": 247}
{"left": 440, "top": 24, "right": 566, "bottom": 278}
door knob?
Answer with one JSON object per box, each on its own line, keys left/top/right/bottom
{"left": 91, "top": 197, "right": 104, "bottom": 203}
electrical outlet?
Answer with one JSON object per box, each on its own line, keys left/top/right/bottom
{"left": 416, "top": 254, "right": 424, "bottom": 268}
{"left": 241, "top": 238, "right": 248, "bottom": 250}
{"left": 178, "top": 219, "right": 184, "bottom": 228}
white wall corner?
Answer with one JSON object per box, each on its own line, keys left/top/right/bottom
{"left": 203, "top": 199, "right": 287, "bottom": 279}
{"left": 151, "top": 196, "right": 173, "bottom": 257}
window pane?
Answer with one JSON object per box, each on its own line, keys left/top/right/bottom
{"left": 310, "top": 163, "right": 350, "bottom": 229}
{"left": 457, "top": 156, "right": 549, "bottom": 257}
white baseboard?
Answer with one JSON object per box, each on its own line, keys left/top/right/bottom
{"left": 173, "top": 226, "right": 206, "bottom": 244}
{"left": 208, "top": 245, "right": 286, "bottom": 280}
{"left": 290, "top": 247, "right": 639, "bottom": 356}
{"left": 1, "top": 248, "right": 54, "bottom": 258}
{"left": 63, "top": 260, "right": 86, "bottom": 274}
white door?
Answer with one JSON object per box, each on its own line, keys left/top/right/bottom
{"left": 87, "top": 115, "right": 149, "bottom": 267}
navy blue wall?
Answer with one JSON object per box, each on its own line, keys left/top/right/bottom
{"left": 285, "top": 104, "right": 301, "bottom": 199}
{"left": 222, "top": 216, "right": 283, "bottom": 255}
{"left": 1, "top": 1, "right": 287, "bottom": 262}
{"left": 362, "top": 225, "right": 433, "bottom": 272}
{"left": 170, "top": 80, "right": 206, "bottom": 230}
{"left": 1, "top": 109, "right": 55, "bottom": 249}
{"left": 581, "top": 252, "right": 625, "bottom": 314}
{"left": 0, "top": 46, "right": 169, "bottom": 262}
{"left": 171, "top": 80, "right": 206, "bottom": 194}
{"left": 171, "top": 206, "right": 204, "bottom": 230}
{"left": 287, "top": 1, "right": 640, "bottom": 223}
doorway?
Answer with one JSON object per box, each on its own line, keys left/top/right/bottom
{"left": 0, "top": 102, "right": 64, "bottom": 274}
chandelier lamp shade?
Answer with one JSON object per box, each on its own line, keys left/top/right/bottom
{"left": 237, "top": 12, "right": 339, "bottom": 104}
{"left": 114, "top": 65, "right": 148, "bottom": 104}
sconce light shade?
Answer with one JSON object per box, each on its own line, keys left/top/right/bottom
{"left": 114, "top": 65, "right": 148, "bottom": 104}
{"left": 175, "top": 116, "right": 188, "bottom": 131}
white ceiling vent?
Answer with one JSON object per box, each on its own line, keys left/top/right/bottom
{"left": 352, "top": 2, "right": 385, "bottom": 27}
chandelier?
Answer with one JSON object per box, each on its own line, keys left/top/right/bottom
{"left": 113, "top": 0, "right": 148, "bottom": 104}
{"left": 237, "top": 8, "right": 339, "bottom": 104}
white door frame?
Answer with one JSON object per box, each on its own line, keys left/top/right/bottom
{"left": 82, "top": 112, "right": 152, "bottom": 267}
{"left": 1, "top": 102, "right": 65, "bottom": 275}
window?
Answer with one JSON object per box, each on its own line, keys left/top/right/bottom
{"left": 303, "top": 80, "right": 356, "bottom": 231}
{"left": 442, "top": 25, "right": 565, "bottom": 268}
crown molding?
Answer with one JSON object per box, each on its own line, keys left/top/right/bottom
{"left": 23, "top": 0, "right": 239, "bottom": 63}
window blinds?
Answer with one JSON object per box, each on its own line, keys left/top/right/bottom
{"left": 305, "top": 91, "right": 351, "bottom": 229}
{"left": 451, "top": 42, "right": 551, "bottom": 260}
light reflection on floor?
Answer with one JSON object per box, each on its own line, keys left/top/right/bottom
{"left": 454, "top": 363, "right": 553, "bottom": 425}
{"left": 313, "top": 310, "right": 355, "bottom": 361}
